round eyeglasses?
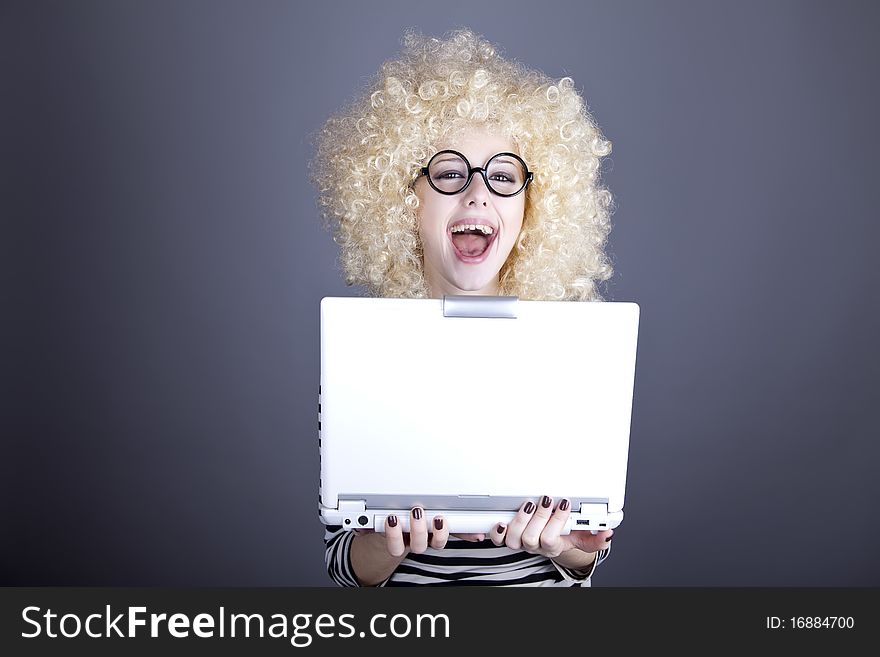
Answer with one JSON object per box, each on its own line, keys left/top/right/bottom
{"left": 418, "top": 150, "right": 534, "bottom": 197}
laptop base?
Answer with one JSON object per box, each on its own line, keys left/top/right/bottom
{"left": 320, "top": 505, "right": 622, "bottom": 534}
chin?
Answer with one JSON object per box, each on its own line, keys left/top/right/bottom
{"left": 451, "top": 272, "right": 498, "bottom": 293}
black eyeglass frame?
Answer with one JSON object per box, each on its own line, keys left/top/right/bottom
{"left": 417, "top": 149, "right": 534, "bottom": 198}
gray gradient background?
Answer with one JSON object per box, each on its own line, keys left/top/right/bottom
{"left": 3, "top": 0, "right": 878, "bottom": 586}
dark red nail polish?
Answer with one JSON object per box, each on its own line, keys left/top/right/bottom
{"left": 524, "top": 502, "right": 535, "bottom": 514}
{"left": 434, "top": 518, "right": 443, "bottom": 530}
{"left": 413, "top": 507, "right": 422, "bottom": 520}
{"left": 388, "top": 515, "right": 398, "bottom": 527}
{"left": 605, "top": 535, "right": 613, "bottom": 542}
{"left": 559, "top": 498, "right": 570, "bottom": 511}
{"left": 542, "top": 495, "right": 552, "bottom": 508}
{"left": 496, "top": 524, "right": 505, "bottom": 534}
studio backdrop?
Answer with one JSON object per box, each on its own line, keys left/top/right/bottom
{"left": 4, "top": 0, "right": 879, "bottom": 586}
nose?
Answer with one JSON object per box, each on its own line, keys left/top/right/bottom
{"left": 461, "top": 171, "right": 490, "bottom": 206}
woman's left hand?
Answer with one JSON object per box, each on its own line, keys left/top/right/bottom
{"left": 490, "top": 496, "right": 613, "bottom": 558}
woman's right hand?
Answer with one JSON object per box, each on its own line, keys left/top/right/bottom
{"left": 355, "top": 507, "right": 485, "bottom": 557}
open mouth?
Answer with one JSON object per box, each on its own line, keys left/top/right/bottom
{"left": 449, "top": 224, "right": 497, "bottom": 260}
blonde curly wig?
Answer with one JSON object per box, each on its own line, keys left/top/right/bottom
{"left": 310, "top": 27, "right": 614, "bottom": 300}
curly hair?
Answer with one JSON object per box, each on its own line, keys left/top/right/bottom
{"left": 309, "top": 27, "right": 614, "bottom": 300}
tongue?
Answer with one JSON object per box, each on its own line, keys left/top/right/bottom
{"left": 451, "top": 233, "right": 489, "bottom": 257}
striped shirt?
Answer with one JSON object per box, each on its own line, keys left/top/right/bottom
{"left": 323, "top": 524, "right": 611, "bottom": 587}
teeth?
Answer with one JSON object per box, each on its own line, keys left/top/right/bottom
{"left": 450, "top": 224, "right": 494, "bottom": 235}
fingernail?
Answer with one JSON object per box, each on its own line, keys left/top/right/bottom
{"left": 559, "top": 498, "right": 570, "bottom": 511}
{"left": 541, "top": 495, "right": 552, "bottom": 508}
{"left": 412, "top": 507, "right": 422, "bottom": 520}
{"left": 388, "top": 515, "right": 398, "bottom": 527}
{"left": 496, "top": 524, "right": 505, "bottom": 534}
{"left": 434, "top": 518, "right": 443, "bottom": 531}
{"left": 605, "top": 535, "right": 613, "bottom": 542}
{"left": 524, "top": 502, "right": 535, "bottom": 514}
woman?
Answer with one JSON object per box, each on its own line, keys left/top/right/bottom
{"left": 310, "top": 28, "right": 616, "bottom": 586}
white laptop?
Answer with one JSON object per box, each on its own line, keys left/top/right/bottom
{"left": 318, "top": 295, "right": 640, "bottom": 535}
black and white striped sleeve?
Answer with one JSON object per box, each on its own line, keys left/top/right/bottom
{"left": 550, "top": 544, "right": 612, "bottom": 586}
{"left": 323, "top": 525, "right": 397, "bottom": 587}
{"left": 323, "top": 524, "right": 360, "bottom": 587}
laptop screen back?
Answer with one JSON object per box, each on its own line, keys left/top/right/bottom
{"left": 319, "top": 296, "right": 640, "bottom": 530}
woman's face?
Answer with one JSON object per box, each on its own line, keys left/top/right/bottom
{"left": 415, "top": 128, "right": 526, "bottom": 298}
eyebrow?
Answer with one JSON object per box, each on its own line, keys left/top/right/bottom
{"left": 433, "top": 156, "right": 467, "bottom": 166}
{"left": 433, "top": 154, "right": 519, "bottom": 166}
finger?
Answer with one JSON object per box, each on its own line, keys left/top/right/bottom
{"left": 521, "top": 495, "right": 554, "bottom": 552}
{"left": 385, "top": 515, "right": 406, "bottom": 557}
{"left": 570, "top": 528, "right": 614, "bottom": 554}
{"left": 504, "top": 500, "right": 537, "bottom": 550}
{"left": 451, "top": 533, "right": 485, "bottom": 542}
{"left": 430, "top": 516, "right": 449, "bottom": 549}
{"left": 539, "top": 498, "right": 571, "bottom": 556}
{"left": 490, "top": 522, "right": 507, "bottom": 546}
{"left": 409, "top": 507, "right": 428, "bottom": 553}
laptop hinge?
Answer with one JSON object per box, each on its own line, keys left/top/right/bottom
{"left": 442, "top": 295, "right": 518, "bottom": 319}
{"left": 338, "top": 499, "right": 366, "bottom": 514}
{"left": 578, "top": 502, "right": 609, "bottom": 516}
